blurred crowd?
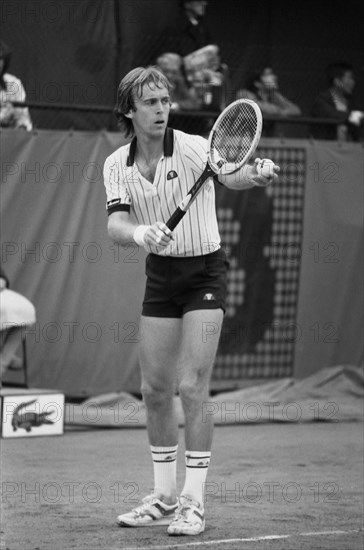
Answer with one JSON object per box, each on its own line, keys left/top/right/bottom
{"left": 155, "top": 0, "right": 363, "bottom": 141}
{"left": 0, "top": 40, "right": 32, "bottom": 131}
{"left": 1, "top": 0, "right": 363, "bottom": 141}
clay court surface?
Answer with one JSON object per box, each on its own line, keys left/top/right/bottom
{"left": 1, "top": 420, "right": 363, "bottom": 550}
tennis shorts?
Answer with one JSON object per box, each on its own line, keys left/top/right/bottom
{"left": 142, "top": 248, "right": 229, "bottom": 318}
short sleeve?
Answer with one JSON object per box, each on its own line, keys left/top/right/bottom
{"left": 103, "top": 154, "right": 132, "bottom": 215}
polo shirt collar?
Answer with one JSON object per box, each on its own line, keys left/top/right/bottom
{"left": 126, "top": 127, "right": 174, "bottom": 166}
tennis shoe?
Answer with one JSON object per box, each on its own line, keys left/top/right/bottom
{"left": 117, "top": 493, "right": 178, "bottom": 527}
{"left": 167, "top": 495, "right": 205, "bottom": 536}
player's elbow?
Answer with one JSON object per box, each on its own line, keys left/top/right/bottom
{"left": 107, "top": 217, "right": 117, "bottom": 240}
{"left": 107, "top": 212, "right": 130, "bottom": 244}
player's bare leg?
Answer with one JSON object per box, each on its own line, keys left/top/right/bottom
{"left": 168, "top": 308, "right": 223, "bottom": 536}
{"left": 177, "top": 308, "right": 223, "bottom": 451}
{"left": 116, "top": 315, "right": 182, "bottom": 527}
{"left": 139, "top": 315, "right": 182, "bottom": 447}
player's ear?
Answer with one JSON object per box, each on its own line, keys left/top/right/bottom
{"left": 124, "top": 110, "right": 133, "bottom": 119}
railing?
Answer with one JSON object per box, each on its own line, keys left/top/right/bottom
{"left": 8, "top": 100, "right": 350, "bottom": 138}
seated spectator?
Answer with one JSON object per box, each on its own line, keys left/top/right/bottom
{"left": 311, "top": 61, "right": 364, "bottom": 141}
{"left": 0, "top": 40, "right": 33, "bottom": 131}
{"left": 236, "top": 67, "right": 302, "bottom": 117}
{"left": 0, "top": 266, "right": 36, "bottom": 382}
{"left": 183, "top": 44, "right": 228, "bottom": 110}
{"left": 155, "top": 52, "right": 202, "bottom": 111}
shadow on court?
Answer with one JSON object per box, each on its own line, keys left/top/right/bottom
{"left": 1, "top": 421, "right": 363, "bottom": 550}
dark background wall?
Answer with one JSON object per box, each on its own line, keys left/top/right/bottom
{"left": 1, "top": 0, "right": 363, "bottom": 130}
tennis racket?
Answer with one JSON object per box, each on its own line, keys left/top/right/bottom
{"left": 166, "top": 99, "right": 262, "bottom": 231}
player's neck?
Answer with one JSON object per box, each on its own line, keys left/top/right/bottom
{"left": 135, "top": 133, "right": 164, "bottom": 164}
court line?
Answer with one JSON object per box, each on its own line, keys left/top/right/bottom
{"left": 126, "top": 529, "right": 361, "bottom": 550}
{"left": 300, "top": 529, "right": 358, "bottom": 536}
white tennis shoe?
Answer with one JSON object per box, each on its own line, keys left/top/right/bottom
{"left": 117, "top": 493, "right": 178, "bottom": 527}
{"left": 167, "top": 495, "right": 205, "bottom": 536}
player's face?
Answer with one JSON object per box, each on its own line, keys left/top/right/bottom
{"left": 130, "top": 84, "right": 171, "bottom": 137}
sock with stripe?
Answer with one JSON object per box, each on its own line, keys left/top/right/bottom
{"left": 181, "top": 450, "right": 211, "bottom": 506}
{"left": 150, "top": 445, "right": 178, "bottom": 502}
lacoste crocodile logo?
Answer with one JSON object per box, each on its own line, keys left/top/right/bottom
{"left": 11, "top": 399, "right": 55, "bottom": 432}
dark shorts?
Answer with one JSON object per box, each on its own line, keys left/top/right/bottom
{"left": 142, "top": 248, "right": 229, "bottom": 318}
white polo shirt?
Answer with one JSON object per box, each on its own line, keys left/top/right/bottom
{"left": 103, "top": 128, "right": 221, "bottom": 257}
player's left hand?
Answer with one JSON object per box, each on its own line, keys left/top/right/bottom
{"left": 217, "top": 158, "right": 280, "bottom": 190}
{"left": 250, "top": 158, "right": 280, "bottom": 187}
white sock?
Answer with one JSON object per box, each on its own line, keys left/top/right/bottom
{"left": 150, "top": 445, "right": 178, "bottom": 501}
{"left": 181, "top": 450, "right": 211, "bottom": 506}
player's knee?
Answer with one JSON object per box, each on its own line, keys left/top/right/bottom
{"left": 141, "top": 380, "right": 174, "bottom": 409}
{"left": 178, "top": 375, "right": 208, "bottom": 407}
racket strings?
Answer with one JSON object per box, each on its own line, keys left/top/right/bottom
{"left": 210, "top": 104, "right": 259, "bottom": 168}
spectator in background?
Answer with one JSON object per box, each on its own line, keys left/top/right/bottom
{"left": 237, "top": 67, "right": 302, "bottom": 118}
{"left": 175, "top": 0, "right": 211, "bottom": 57}
{"left": 156, "top": 53, "right": 202, "bottom": 111}
{"left": 0, "top": 40, "right": 33, "bottom": 131}
{"left": 171, "top": 0, "right": 228, "bottom": 110}
{"left": 0, "top": 265, "right": 36, "bottom": 384}
{"left": 311, "top": 61, "right": 364, "bottom": 141}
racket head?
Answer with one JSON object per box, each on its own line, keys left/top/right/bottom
{"left": 208, "top": 99, "right": 263, "bottom": 174}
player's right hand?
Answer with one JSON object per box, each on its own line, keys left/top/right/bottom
{"left": 145, "top": 222, "right": 174, "bottom": 248}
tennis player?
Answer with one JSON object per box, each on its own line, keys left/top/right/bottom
{"left": 103, "top": 66, "right": 279, "bottom": 536}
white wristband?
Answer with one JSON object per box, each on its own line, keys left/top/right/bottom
{"left": 133, "top": 225, "right": 150, "bottom": 247}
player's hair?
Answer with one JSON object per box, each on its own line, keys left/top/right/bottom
{"left": 325, "top": 62, "right": 353, "bottom": 86}
{"left": 114, "top": 66, "right": 172, "bottom": 137}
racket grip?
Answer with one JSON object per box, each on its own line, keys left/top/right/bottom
{"left": 166, "top": 207, "right": 186, "bottom": 231}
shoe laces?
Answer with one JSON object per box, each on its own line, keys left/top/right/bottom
{"left": 176, "top": 495, "right": 201, "bottom": 518}
{"left": 133, "top": 493, "right": 159, "bottom": 514}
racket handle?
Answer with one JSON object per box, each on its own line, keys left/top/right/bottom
{"left": 166, "top": 207, "right": 186, "bottom": 231}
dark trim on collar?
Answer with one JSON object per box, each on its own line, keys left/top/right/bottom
{"left": 126, "top": 127, "right": 174, "bottom": 166}
{"left": 126, "top": 136, "right": 137, "bottom": 166}
{"left": 164, "top": 127, "right": 174, "bottom": 157}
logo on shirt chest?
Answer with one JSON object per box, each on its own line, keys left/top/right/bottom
{"left": 167, "top": 170, "right": 178, "bottom": 180}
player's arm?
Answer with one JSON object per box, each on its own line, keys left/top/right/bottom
{"left": 104, "top": 156, "right": 173, "bottom": 249}
{"left": 217, "top": 158, "right": 280, "bottom": 190}
{"left": 108, "top": 211, "right": 174, "bottom": 249}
